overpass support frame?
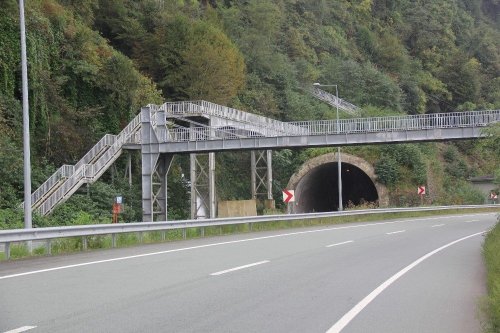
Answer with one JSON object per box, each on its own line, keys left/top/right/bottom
{"left": 251, "top": 150, "right": 273, "bottom": 200}
{"left": 190, "top": 153, "right": 216, "bottom": 219}
{"left": 141, "top": 107, "right": 174, "bottom": 222}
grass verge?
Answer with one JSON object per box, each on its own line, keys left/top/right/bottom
{"left": 482, "top": 215, "right": 500, "bottom": 333}
{"left": 1, "top": 207, "right": 498, "bottom": 261}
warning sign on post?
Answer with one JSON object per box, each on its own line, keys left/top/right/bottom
{"left": 418, "top": 186, "right": 426, "bottom": 195}
{"left": 283, "top": 189, "right": 295, "bottom": 203}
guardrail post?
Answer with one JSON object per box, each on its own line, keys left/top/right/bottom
{"left": 201, "top": 227, "right": 205, "bottom": 238}
{"left": 161, "top": 231, "right": 166, "bottom": 241}
{"left": 183, "top": 228, "right": 186, "bottom": 240}
{"left": 219, "top": 226, "right": 222, "bottom": 235}
{"left": 5, "top": 242, "right": 10, "bottom": 260}
{"left": 139, "top": 232, "right": 143, "bottom": 243}
{"left": 82, "top": 237, "right": 87, "bottom": 250}
{"left": 111, "top": 234, "right": 116, "bottom": 248}
{"left": 249, "top": 222, "right": 253, "bottom": 231}
{"left": 46, "top": 240, "right": 51, "bottom": 255}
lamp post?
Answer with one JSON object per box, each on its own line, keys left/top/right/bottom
{"left": 19, "top": 0, "right": 32, "bottom": 230}
{"left": 313, "top": 83, "right": 343, "bottom": 211}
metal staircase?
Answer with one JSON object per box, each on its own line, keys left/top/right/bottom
{"left": 310, "top": 87, "right": 359, "bottom": 115}
{"left": 30, "top": 114, "right": 141, "bottom": 215}
{"left": 29, "top": 101, "right": 300, "bottom": 215}
{"left": 158, "top": 101, "right": 307, "bottom": 136}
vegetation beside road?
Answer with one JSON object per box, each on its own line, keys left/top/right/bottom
{"left": 483, "top": 215, "right": 500, "bottom": 333}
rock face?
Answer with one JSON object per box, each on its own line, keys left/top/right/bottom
{"left": 287, "top": 152, "right": 389, "bottom": 213}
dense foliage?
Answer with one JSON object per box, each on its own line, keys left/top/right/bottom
{"left": 0, "top": 0, "right": 499, "bottom": 225}
{"left": 483, "top": 217, "right": 500, "bottom": 333}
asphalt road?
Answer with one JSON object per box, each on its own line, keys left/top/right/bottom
{"left": 0, "top": 212, "right": 497, "bottom": 333}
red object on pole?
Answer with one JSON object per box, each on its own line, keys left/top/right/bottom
{"left": 112, "top": 203, "right": 121, "bottom": 223}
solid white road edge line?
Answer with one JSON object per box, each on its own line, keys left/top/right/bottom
{"left": 325, "top": 230, "right": 486, "bottom": 333}
{"left": 431, "top": 224, "right": 445, "bottom": 228}
{"left": 210, "top": 260, "right": 270, "bottom": 276}
{"left": 386, "top": 230, "right": 405, "bottom": 235}
{"left": 326, "top": 241, "right": 354, "bottom": 248}
{"left": 3, "top": 326, "right": 37, "bottom": 333}
{"left": 0, "top": 213, "right": 493, "bottom": 280}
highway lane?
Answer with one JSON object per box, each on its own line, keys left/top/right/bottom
{"left": 0, "top": 212, "right": 496, "bottom": 333}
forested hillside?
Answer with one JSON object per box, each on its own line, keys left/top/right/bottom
{"left": 0, "top": 0, "right": 499, "bottom": 227}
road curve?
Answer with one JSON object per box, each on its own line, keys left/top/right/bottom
{"left": 0, "top": 213, "right": 496, "bottom": 333}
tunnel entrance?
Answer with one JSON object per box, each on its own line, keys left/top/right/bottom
{"left": 287, "top": 153, "right": 388, "bottom": 213}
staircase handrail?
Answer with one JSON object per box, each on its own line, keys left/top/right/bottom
{"left": 156, "top": 101, "right": 307, "bottom": 135}
{"left": 310, "top": 87, "right": 359, "bottom": 115}
{"left": 36, "top": 114, "right": 142, "bottom": 215}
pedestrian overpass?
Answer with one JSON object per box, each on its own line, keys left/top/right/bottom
{"left": 28, "top": 100, "right": 500, "bottom": 221}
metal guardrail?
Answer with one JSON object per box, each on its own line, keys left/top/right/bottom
{"left": 1, "top": 205, "right": 497, "bottom": 259}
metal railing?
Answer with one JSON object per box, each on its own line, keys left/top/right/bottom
{"left": 155, "top": 101, "right": 307, "bottom": 136}
{"left": 162, "top": 110, "right": 499, "bottom": 142}
{"left": 310, "top": 87, "right": 360, "bottom": 115}
{"left": 1, "top": 205, "right": 497, "bottom": 259}
{"left": 35, "top": 114, "right": 142, "bottom": 215}
{"left": 289, "top": 110, "right": 499, "bottom": 135}
{"left": 30, "top": 135, "right": 115, "bottom": 208}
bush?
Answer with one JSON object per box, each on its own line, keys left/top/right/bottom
{"left": 483, "top": 218, "right": 500, "bottom": 332}
{"left": 375, "top": 156, "right": 400, "bottom": 186}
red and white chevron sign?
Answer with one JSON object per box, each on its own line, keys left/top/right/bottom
{"left": 283, "top": 189, "right": 295, "bottom": 203}
{"left": 418, "top": 186, "right": 426, "bottom": 195}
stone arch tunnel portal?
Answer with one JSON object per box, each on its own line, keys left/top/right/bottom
{"left": 287, "top": 153, "right": 388, "bottom": 213}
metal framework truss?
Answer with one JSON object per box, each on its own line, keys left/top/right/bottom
{"left": 190, "top": 153, "right": 216, "bottom": 219}
{"left": 251, "top": 150, "right": 273, "bottom": 200}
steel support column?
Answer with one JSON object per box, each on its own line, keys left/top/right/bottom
{"left": 141, "top": 106, "right": 159, "bottom": 222}
{"left": 124, "top": 152, "right": 132, "bottom": 187}
{"left": 251, "top": 150, "right": 273, "bottom": 200}
{"left": 152, "top": 154, "right": 173, "bottom": 221}
{"left": 190, "top": 153, "right": 216, "bottom": 219}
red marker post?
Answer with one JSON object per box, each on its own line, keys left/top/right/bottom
{"left": 112, "top": 196, "right": 123, "bottom": 223}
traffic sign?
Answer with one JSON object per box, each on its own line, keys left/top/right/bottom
{"left": 283, "top": 189, "right": 295, "bottom": 203}
{"left": 418, "top": 186, "right": 426, "bottom": 195}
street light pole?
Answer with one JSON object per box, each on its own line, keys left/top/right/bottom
{"left": 335, "top": 85, "right": 343, "bottom": 211}
{"left": 19, "top": 0, "right": 32, "bottom": 230}
{"left": 312, "top": 83, "right": 343, "bottom": 211}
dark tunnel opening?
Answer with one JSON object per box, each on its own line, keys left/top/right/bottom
{"left": 294, "top": 163, "right": 378, "bottom": 213}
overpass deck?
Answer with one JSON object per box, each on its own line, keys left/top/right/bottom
{"left": 130, "top": 109, "right": 499, "bottom": 153}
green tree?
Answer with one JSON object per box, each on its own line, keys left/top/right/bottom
{"left": 172, "top": 21, "right": 246, "bottom": 104}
